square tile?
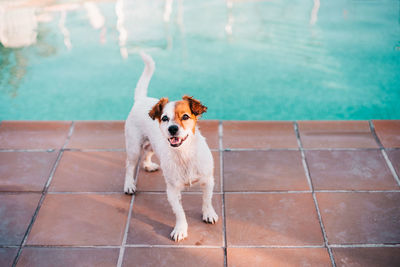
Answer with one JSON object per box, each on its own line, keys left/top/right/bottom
{"left": 17, "top": 248, "right": 119, "bottom": 267}
{"left": 27, "top": 194, "right": 131, "bottom": 246}
{"left": 222, "top": 121, "right": 298, "bottom": 149}
{"left": 298, "top": 121, "right": 378, "bottom": 148}
{"left": 0, "top": 151, "right": 58, "bottom": 192}
{"left": 316, "top": 192, "right": 400, "bottom": 244}
{"left": 387, "top": 150, "right": 400, "bottom": 178}
{"left": 67, "top": 121, "right": 125, "bottom": 149}
{"left": 49, "top": 151, "right": 125, "bottom": 192}
{"left": 136, "top": 151, "right": 221, "bottom": 192}
{"left": 224, "top": 151, "right": 309, "bottom": 191}
{"left": 0, "top": 193, "right": 41, "bottom": 245}
{"left": 227, "top": 248, "right": 331, "bottom": 267}
{"left": 123, "top": 248, "right": 224, "bottom": 267}
{"left": 225, "top": 193, "right": 323, "bottom": 246}
{"left": 198, "top": 120, "right": 219, "bottom": 149}
{"left": 0, "top": 248, "right": 18, "bottom": 267}
{"left": 0, "top": 121, "right": 71, "bottom": 149}
{"left": 127, "top": 193, "right": 223, "bottom": 246}
{"left": 333, "top": 247, "right": 400, "bottom": 267}
{"left": 306, "top": 150, "right": 399, "bottom": 190}
{"left": 373, "top": 120, "right": 400, "bottom": 148}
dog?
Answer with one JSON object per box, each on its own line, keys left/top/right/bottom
{"left": 124, "top": 52, "right": 218, "bottom": 242}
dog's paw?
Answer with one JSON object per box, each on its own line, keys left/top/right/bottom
{"left": 202, "top": 207, "right": 218, "bottom": 224}
{"left": 143, "top": 162, "right": 159, "bottom": 172}
{"left": 170, "top": 223, "right": 188, "bottom": 242}
{"left": 124, "top": 182, "right": 136, "bottom": 195}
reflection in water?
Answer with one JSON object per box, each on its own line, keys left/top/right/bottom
{"left": 116, "top": 0, "right": 128, "bottom": 59}
{"left": 164, "top": 0, "right": 173, "bottom": 22}
{"left": 59, "top": 11, "right": 71, "bottom": 50}
{"left": 0, "top": 5, "right": 37, "bottom": 47}
{"left": 0, "top": 49, "right": 27, "bottom": 97}
{"left": 310, "top": 0, "right": 320, "bottom": 25}
{"left": 225, "top": 0, "right": 234, "bottom": 36}
{"left": 84, "top": 2, "right": 106, "bottom": 44}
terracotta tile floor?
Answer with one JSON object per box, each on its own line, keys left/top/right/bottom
{"left": 0, "top": 120, "right": 399, "bottom": 267}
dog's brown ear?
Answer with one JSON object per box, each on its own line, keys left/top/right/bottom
{"left": 149, "top": 97, "right": 169, "bottom": 120}
{"left": 182, "top": 95, "right": 207, "bottom": 116}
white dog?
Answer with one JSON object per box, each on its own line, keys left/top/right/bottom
{"left": 124, "top": 52, "right": 218, "bottom": 242}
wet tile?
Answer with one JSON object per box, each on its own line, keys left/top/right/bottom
{"left": 123, "top": 247, "right": 224, "bottom": 267}
{"left": 17, "top": 247, "right": 119, "bottom": 267}
{"left": 0, "top": 121, "right": 71, "bottom": 149}
{"left": 67, "top": 121, "right": 125, "bottom": 149}
{"left": 136, "top": 151, "right": 221, "bottom": 192}
{"left": 27, "top": 194, "right": 130, "bottom": 246}
{"left": 0, "top": 193, "right": 41, "bottom": 245}
{"left": 373, "top": 120, "right": 400, "bottom": 148}
{"left": 198, "top": 120, "right": 219, "bottom": 149}
{"left": 387, "top": 150, "right": 400, "bottom": 178}
{"left": 298, "top": 121, "right": 378, "bottom": 148}
{"left": 0, "top": 248, "right": 18, "bottom": 267}
{"left": 333, "top": 247, "right": 400, "bottom": 267}
{"left": 222, "top": 121, "right": 298, "bottom": 149}
{"left": 224, "top": 151, "right": 309, "bottom": 191}
{"left": 316, "top": 192, "right": 400, "bottom": 244}
{"left": 49, "top": 151, "right": 125, "bottom": 192}
{"left": 227, "top": 248, "right": 331, "bottom": 267}
{"left": 127, "top": 193, "right": 223, "bottom": 246}
{"left": 306, "top": 150, "right": 398, "bottom": 190}
{"left": 225, "top": 193, "right": 323, "bottom": 246}
{"left": 0, "top": 151, "right": 58, "bottom": 192}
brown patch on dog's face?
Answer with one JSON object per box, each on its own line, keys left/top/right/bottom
{"left": 149, "top": 98, "right": 169, "bottom": 121}
{"left": 171, "top": 96, "right": 207, "bottom": 134}
{"left": 174, "top": 100, "right": 197, "bottom": 134}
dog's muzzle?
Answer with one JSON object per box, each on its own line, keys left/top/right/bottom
{"left": 168, "top": 135, "right": 188, "bottom": 147}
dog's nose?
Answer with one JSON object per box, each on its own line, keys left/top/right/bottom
{"left": 168, "top": 125, "right": 179, "bottom": 136}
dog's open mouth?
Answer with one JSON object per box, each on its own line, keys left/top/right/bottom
{"left": 168, "top": 135, "right": 188, "bottom": 147}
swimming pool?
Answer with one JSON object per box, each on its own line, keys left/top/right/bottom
{"left": 0, "top": 0, "right": 399, "bottom": 120}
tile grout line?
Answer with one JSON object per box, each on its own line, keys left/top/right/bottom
{"left": 221, "top": 148, "right": 383, "bottom": 152}
{"left": 293, "top": 122, "right": 314, "bottom": 191}
{"left": 294, "top": 121, "right": 336, "bottom": 267}
{"left": 23, "top": 245, "right": 122, "bottom": 249}
{"left": 3, "top": 147, "right": 398, "bottom": 153}
{"left": 219, "top": 121, "right": 228, "bottom": 267}
{"left": 116, "top": 154, "right": 141, "bottom": 267}
{"left": 125, "top": 244, "right": 223, "bottom": 249}
{"left": 330, "top": 243, "right": 400, "bottom": 248}
{"left": 10, "top": 189, "right": 397, "bottom": 195}
{"left": 369, "top": 121, "right": 400, "bottom": 187}
{"left": 0, "top": 149, "right": 56, "bottom": 152}
{"left": 117, "top": 195, "right": 135, "bottom": 267}
{"left": 228, "top": 245, "right": 325, "bottom": 249}
{"left": 12, "top": 121, "right": 75, "bottom": 267}
{"left": 9, "top": 242, "right": 400, "bottom": 249}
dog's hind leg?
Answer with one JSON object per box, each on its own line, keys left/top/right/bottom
{"left": 124, "top": 136, "right": 141, "bottom": 195}
{"left": 142, "top": 140, "right": 159, "bottom": 172}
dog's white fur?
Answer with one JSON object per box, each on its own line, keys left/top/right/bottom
{"left": 124, "top": 52, "right": 218, "bottom": 242}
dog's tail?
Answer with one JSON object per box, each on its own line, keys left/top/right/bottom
{"left": 134, "top": 52, "right": 155, "bottom": 101}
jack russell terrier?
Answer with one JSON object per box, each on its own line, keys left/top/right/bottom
{"left": 124, "top": 52, "right": 218, "bottom": 242}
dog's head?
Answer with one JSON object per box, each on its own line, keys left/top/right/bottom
{"left": 149, "top": 95, "right": 207, "bottom": 148}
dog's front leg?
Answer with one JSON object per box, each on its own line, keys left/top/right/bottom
{"left": 202, "top": 177, "right": 218, "bottom": 224}
{"left": 167, "top": 184, "right": 188, "bottom": 242}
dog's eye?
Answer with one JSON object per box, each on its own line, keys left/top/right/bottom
{"left": 182, "top": 114, "right": 190, "bottom": 120}
{"left": 161, "top": 115, "right": 169, "bottom": 122}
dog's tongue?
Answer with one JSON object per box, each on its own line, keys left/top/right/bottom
{"left": 170, "top": 137, "right": 180, "bottom": 145}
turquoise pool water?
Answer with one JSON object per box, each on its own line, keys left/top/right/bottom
{"left": 0, "top": 0, "right": 399, "bottom": 120}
